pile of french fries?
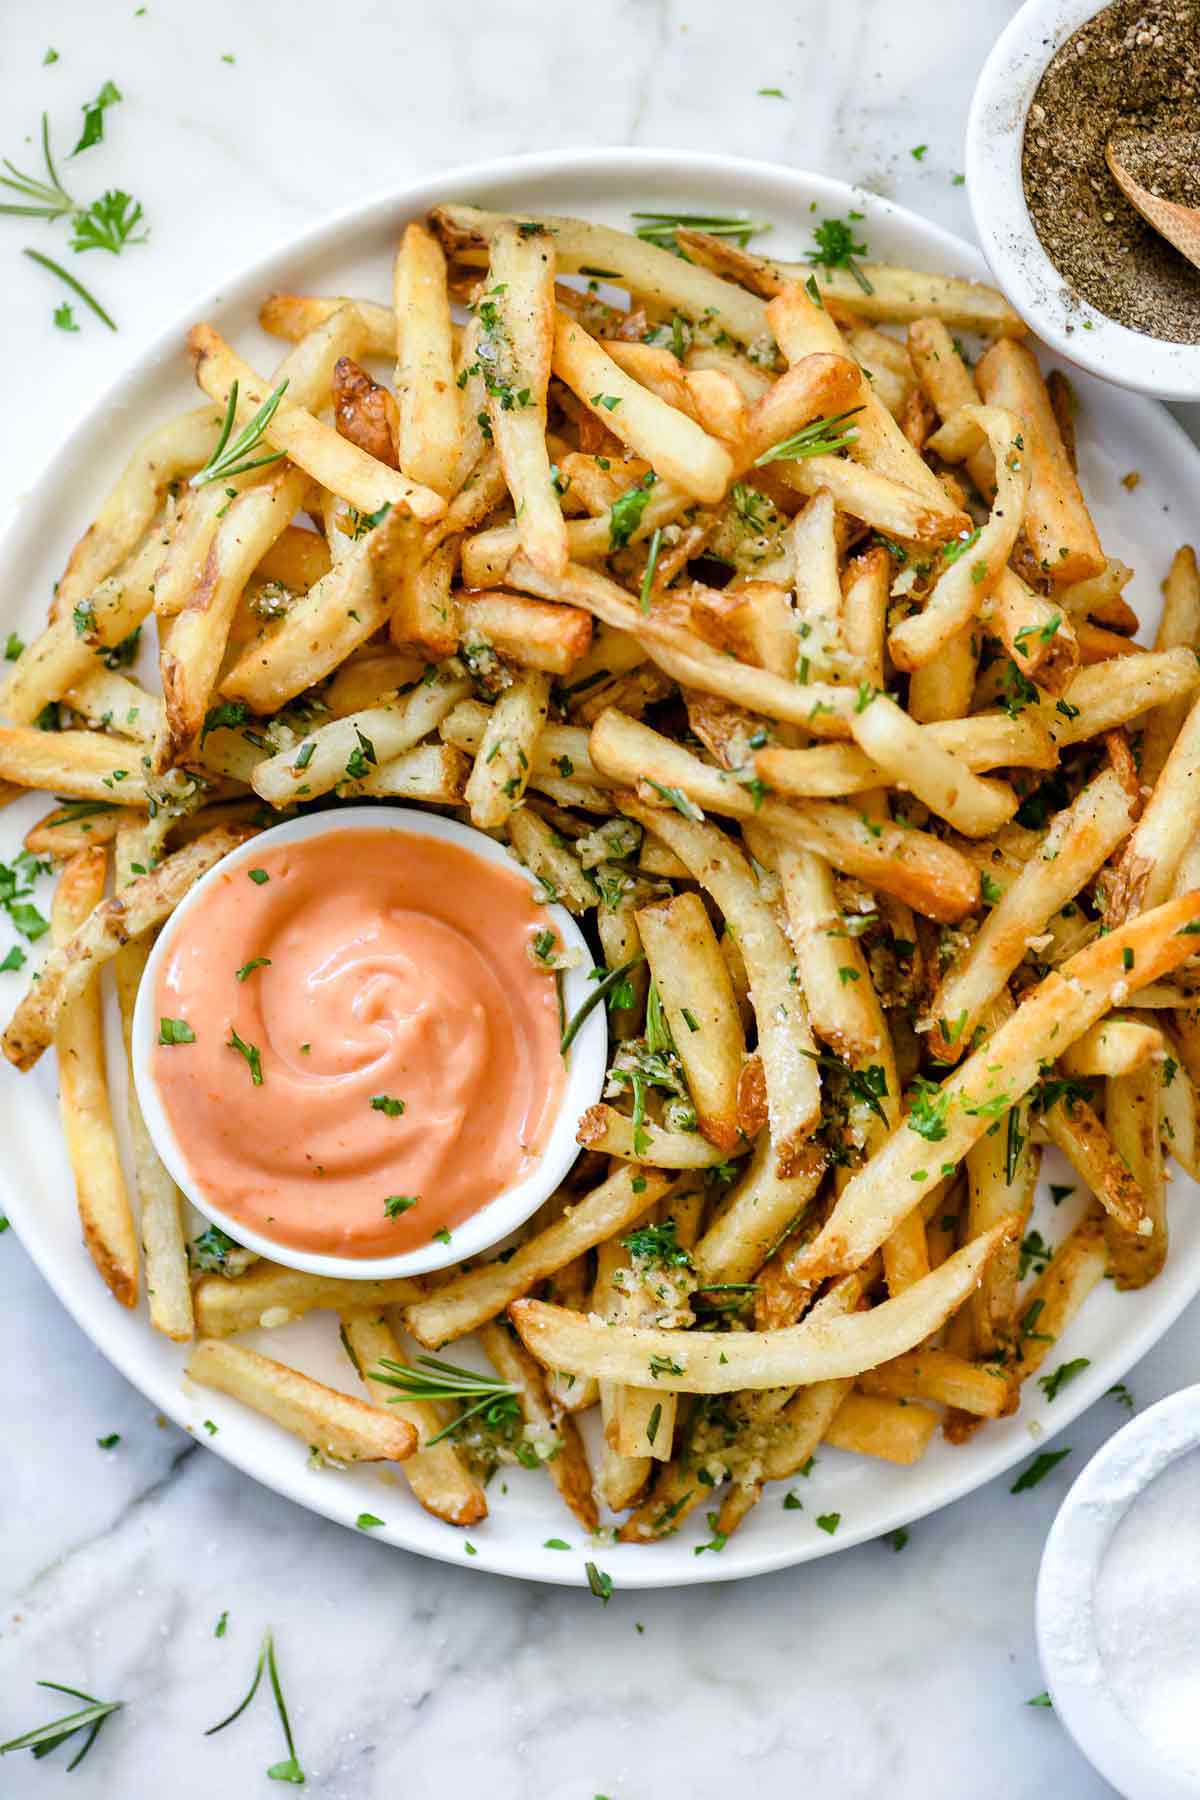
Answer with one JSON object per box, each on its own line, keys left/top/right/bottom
{"left": 5, "top": 196, "right": 1200, "bottom": 1545}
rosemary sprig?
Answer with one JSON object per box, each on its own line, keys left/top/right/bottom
{"left": 205, "top": 1631, "right": 304, "bottom": 1785}
{"left": 753, "top": 405, "right": 864, "bottom": 468}
{"left": 0, "top": 114, "right": 75, "bottom": 220}
{"left": 189, "top": 379, "right": 289, "bottom": 488}
{"left": 23, "top": 247, "right": 115, "bottom": 331}
{"left": 560, "top": 952, "right": 646, "bottom": 1053}
{"left": 639, "top": 526, "right": 663, "bottom": 614}
{"left": 632, "top": 210, "right": 770, "bottom": 251}
{"left": 1, "top": 1680, "right": 124, "bottom": 1772}
{"left": 369, "top": 1355, "right": 519, "bottom": 1447}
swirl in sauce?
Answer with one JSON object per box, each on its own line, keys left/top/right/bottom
{"left": 153, "top": 828, "right": 565, "bottom": 1256}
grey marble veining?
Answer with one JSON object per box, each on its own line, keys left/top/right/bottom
{"left": 3, "top": 2, "right": 1196, "bottom": 1793}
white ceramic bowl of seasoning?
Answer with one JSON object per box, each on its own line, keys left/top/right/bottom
{"left": 131, "top": 808, "right": 609, "bottom": 1281}
{"left": 966, "top": 0, "right": 1200, "bottom": 401}
{"left": 1036, "top": 1385, "right": 1200, "bottom": 1798}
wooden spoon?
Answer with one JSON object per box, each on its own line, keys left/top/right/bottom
{"left": 1106, "top": 131, "right": 1200, "bottom": 273}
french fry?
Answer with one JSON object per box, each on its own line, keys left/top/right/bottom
{"left": 860, "top": 1348, "right": 1009, "bottom": 1416}
{"left": 393, "top": 222, "right": 461, "bottom": 495}
{"left": 1037, "top": 1089, "right": 1149, "bottom": 1237}
{"left": 220, "top": 505, "right": 424, "bottom": 713}
{"left": 332, "top": 356, "right": 400, "bottom": 467}
{"left": 964, "top": 1076, "right": 1038, "bottom": 1357}
{"left": 259, "top": 291, "right": 397, "bottom": 354}
{"left": 693, "top": 1134, "right": 826, "bottom": 1285}
{"left": 506, "top": 805, "right": 596, "bottom": 913}
{"left": 338, "top": 740, "right": 469, "bottom": 806}
{"left": 754, "top": 710, "right": 1057, "bottom": 798}
{"left": 636, "top": 893, "right": 745, "bottom": 1151}
{"left": 907, "top": 319, "right": 996, "bottom": 497}
{"left": 1140, "top": 546, "right": 1200, "bottom": 787}
{"left": 1061, "top": 1019, "right": 1164, "bottom": 1079}
{"left": 926, "top": 770, "right": 1134, "bottom": 1061}
{"left": 193, "top": 1261, "right": 428, "bottom": 1336}
{"left": 252, "top": 673, "right": 469, "bottom": 808}
{"left": 464, "top": 670, "right": 551, "bottom": 829}
{"left": 887, "top": 405, "right": 1029, "bottom": 670}
{"left": 4, "top": 825, "right": 252, "bottom": 1070}
{"left": 1109, "top": 693, "right": 1200, "bottom": 922}
{"left": 66, "top": 668, "right": 161, "bottom": 744}
{"left": 404, "top": 1166, "right": 678, "bottom": 1348}
{"left": 576, "top": 1103, "right": 733, "bottom": 1167}
{"left": 24, "top": 801, "right": 133, "bottom": 858}
{"left": 975, "top": 340, "right": 1105, "bottom": 584}
{"left": 476, "top": 1320, "right": 599, "bottom": 1532}
{"left": 431, "top": 204, "right": 771, "bottom": 349}
{"left": 0, "top": 728, "right": 149, "bottom": 805}
{"left": 615, "top": 800, "right": 820, "bottom": 1168}
{"left": 254, "top": 522, "right": 332, "bottom": 592}
{"left": 1059, "top": 559, "right": 1138, "bottom": 634}
{"left": 1037, "top": 648, "right": 1200, "bottom": 747}
{"left": 1010, "top": 1209, "right": 1108, "bottom": 1386}
{"left": 458, "top": 589, "right": 591, "bottom": 674}
{"left": 1105, "top": 1062, "right": 1166, "bottom": 1288}
{"left": 765, "top": 284, "right": 967, "bottom": 524}
{"left": 111, "top": 820, "right": 193, "bottom": 1341}
{"left": 156, "top": 462, "right": 313, "bottom": 767}
{"left": 553, "top": 314, "right": 734, "bottom": 504}
{"left": 188, "top": 323, "right": 444, "bottom": 522}
{"left": 187, "top": 1338, "right": 417, "bottom": 1461}
{"left": 988, "top": 568, "right": 1079, "bottom": 695}
{"left": 52, "top": 846, "right": 139, "bottom": 1308}
{"left": 510, "top": 1216, "right": 1017, "bottom": 1392}
{"left": 841, "top": 546, "right": 890, "bottom": 690}
{"left": 849, "top": 691, "right": 1018, "bottom": 836}
{"left": 341, "top": 1312, "right": 487, "bottom": 1526}
{"left": 477, "top": 222, "right": 566, "bottom": 576}
{"left": 823, "top": 1392, "right": 937, "bottom": 1464}
{"left": 788, "top": 893, "right": 1200, "bottom": 1281}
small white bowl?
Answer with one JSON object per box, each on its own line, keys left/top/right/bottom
{"left": 1037, "top": 1385, "right": 1200, "bottom": 1798}
{"left": 132, "top": 807, "right": 608, "bottom": 1281}
{"left": 966, "top": 0, "right": 1200, "bottom": 401}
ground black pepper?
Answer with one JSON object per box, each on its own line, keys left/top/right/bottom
{"left": 1021, "top": 0, "right": 1200, "bottom": 344}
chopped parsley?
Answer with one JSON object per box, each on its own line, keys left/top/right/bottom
{"left": 1010, "top": 1448, "right": 1071, "bottom": 1493}
{"left": 158, "top": 1017, "right": 195, "bottom": 1045}
{"left": 370, "top": 1094, "right": 406, "bottom": 1118}
{"left": 227, "top": 1027, "right": 263, "bottom": 1086}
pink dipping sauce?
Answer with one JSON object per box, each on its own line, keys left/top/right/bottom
{"left": 153, "top": 828, "right": 566, "bottom": 1257}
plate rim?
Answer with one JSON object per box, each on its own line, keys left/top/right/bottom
{"left": 6, "top": 142, "right": 1200, "bottom": 1591}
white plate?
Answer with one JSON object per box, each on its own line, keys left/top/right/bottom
{"left": 5, "top": 147, "right": 1200, "bottom": 1591}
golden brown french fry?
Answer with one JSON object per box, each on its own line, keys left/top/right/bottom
{"left": 576, "top": 1103, "right": 732, "bottom": 1167}
{"left": 24, "top": 801, "right": 132, "bottom": 858}
{"left": 477, "top": 1320, "right": 599, "bottom": 1533}
{"left": 1061, "top": 1019, "right": 1164, "bottom": 1079}
{"left": 1010, "top": 1209, "right": 1108, "bottom": 1386}
{"left": 259, "top": 291, "right": 397, "bottom": 353}
{"left": 0, "top": 728, "right": 149, "bottom": 805}
{"left": 823, "top": 1392, "right": 937, "bottom": 1464}
{"left": 1105, "top": 1062, "right": 1166, "bottom": 1289}
{"left": 56, "top": 406, "right": 223, "bottom": 616}
{"left": 1141, "top": 546, "right": 1200, "bottom": 787}
{"left": 4, "top": 824, "right": 251, "bottom": 1070}
{"left": 989, "top": 569, "right": 1080, "bottom": 695}
{"left": 636, "top": 893, "right": 745, "bottom": 1151}
{"left": 692, "top": 1135, "right": 825, "bottom": 1286}
{"left": 976, "top": 340, "right": 1105, "bottom": 584}
{"left": 193, "top": 1262, "right": 428, "bottom": 1336}
{"left": 510, "top": 1216, "right": 1017, "bottom": 1392}
{"left": 464, "top": 670, "right": 551, "bottom": 829}
{"left": 252, "top": 674, "right": 469, "bottom": 808}
{"left": 1109, "top": 694, "right": 1200, "bottom": 922}
{"left": 553, "top": 314, "right": 734, "bottom": 503}
{"left": 187, "top": 1338, "right": 417, "bottom": 1461}
{"left": 1039, "top": 648, "right": 1200, "bottom": 747}
{"left": 404, "top": 1166, "right": 678, "bottom": 1348}
{"left": 156, "top": 462, "right": 312, "bottom": 767}
{"left": 755, "top": 710, "right": 1057, "bottom": 798}
{"left": 614, "top": 801, "right": 819, "bottom": 1169}
{"left": 52, "top": 846, "right": 139, "bottom": 1308}
{"left": 788, "top": 892, "right": 1200, "bottom": 1280}
{"left": 849, "top": 691, "right": 1018, "bottom": 836}
{"left": 888, "top": 406, "right": 1028, "bottom": 670}
{"left": 220, "top": 505, "right": 422, "bottom": 713}
{"left": 188, "top": 323, "right": 445, "bottom": 523}
{"left": 458, "top": 589, "right": 591, "bottom": 674}
{"left": 478, "top": 222, "right": 566, "bottom": 576}
{"left": 860, "top": 1347, "right": 1009, "bottom": 1416}
{"left": 926, "top": 769, "right": 1134, "bottom": 1061}
{"left": 1038, "top": 1090, "right": 1150, "bottom": 1237}
{"left": 907, "top": 319, "right": 996, "bottom": 497}
{"left": 111, "top": 820, "right": 193, "bottom": 1341}
{"left": 393, "top": 221, "right": 461, "bottom": 496}
{"left": 342, "top": 1313, "right": 487, "bottom": 1526}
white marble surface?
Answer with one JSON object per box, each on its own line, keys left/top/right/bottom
{"left": 3, "top": 1, "right": 1198, "bottom": 1794}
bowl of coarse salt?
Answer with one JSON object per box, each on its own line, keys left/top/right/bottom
{"left": 1037, "top": 1384, "right": 1200, "bottom": 1798}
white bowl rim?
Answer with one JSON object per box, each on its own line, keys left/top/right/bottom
{"left": 131, "top": 805, "right": 608, "bottom": 1279}
{"left": 965, "top": 0, "right": 1200, "bottom": 402}
{"left": 1036, "top": 1383, "right": 1200, "bottom": 1800}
